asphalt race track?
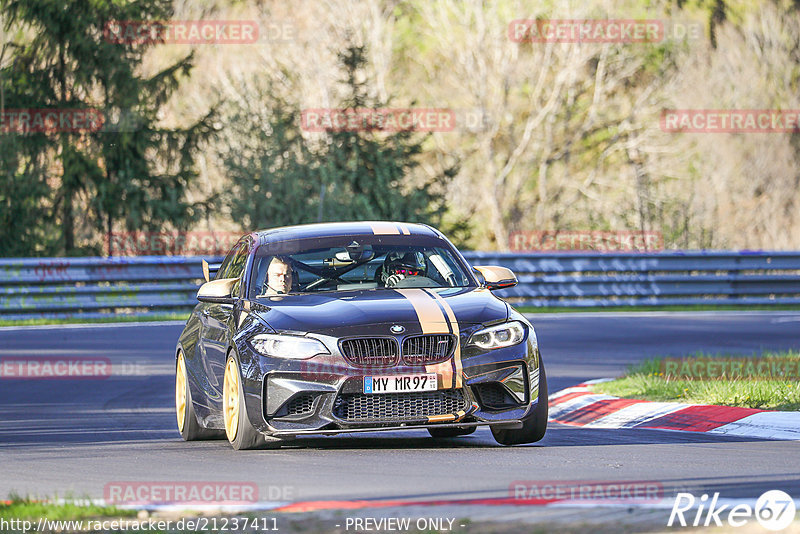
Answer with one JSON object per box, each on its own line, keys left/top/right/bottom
{"left": 1, "top": 312, "right": 799, "bottom": 519}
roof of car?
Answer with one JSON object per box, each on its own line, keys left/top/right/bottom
{"left": 252, "top": 221, "right": 443, "bottom": 243}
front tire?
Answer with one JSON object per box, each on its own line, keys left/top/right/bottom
{"left": 176, "top": 351, "right": 221, "bottom": 441}
{"left": 491, "top": 363, "right": 548, "bottom": 446}
{"left": 223, "top": 353, "right": 281, "bottom": 450}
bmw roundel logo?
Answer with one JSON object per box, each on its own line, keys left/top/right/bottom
{"left": 390, "top": 325, "right": 405, "bottom": 334}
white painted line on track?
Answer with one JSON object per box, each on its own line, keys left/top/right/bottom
{"left": 2, "top": 310, "right": 797, "bottom": 331}
{"left": 548, "top": 385, "right": 592, "bottom": 402}
{"left": 583, "top": 378, "right": 614, "bottom": 385}
{"left": 526, "top": 311, "right": 800, "bottom": 319}
{"left": 772, "top": 316, "right": 800, "bottom": 323}
{"left": 710, "top": 412, "right": 800, "bottom": 440}
{"left": 0, "top": 321, "right": 185, "bottom": 332}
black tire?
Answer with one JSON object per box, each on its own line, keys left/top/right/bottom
{"left": 491, "top": 363, "right": 548, "bottom": 446}
{"left": 428, "top": 426, "right": 477, "bottom": 438}
{"left": 223, "top": 353, "right": 282, "bottom": 450}
{"left": 176, "top": 352, "right": 222, "bottom": 441}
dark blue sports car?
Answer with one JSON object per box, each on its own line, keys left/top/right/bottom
{"left": 175, "top": 222, "right": 547, "bottom": 449}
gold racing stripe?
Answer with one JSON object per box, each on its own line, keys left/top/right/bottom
{"left": 424, "top": 294, "right": 457, "bottom": 389}
{"left": 426, "top": 289, "right": 464, "bottom": 388}
{"left": 395, "top": 288, "right": 453, "bottom": 388}
{"left": 395, "top": 289, "right": 449, "bottom": 334}
{"left": 397, "top": 223, "right": 411, "bottom": 235}
{"left": 370, "top": 222, "right": 400, "bottom": 235}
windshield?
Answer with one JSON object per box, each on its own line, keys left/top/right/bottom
{"left": 249, "top": 236, "right": 474, "bottom": 298}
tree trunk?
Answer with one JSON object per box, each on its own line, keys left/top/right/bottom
{"left": 59, "top": 42, "right": 74, "bottom": 254}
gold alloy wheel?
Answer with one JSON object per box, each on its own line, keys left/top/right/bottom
{"left": 223, "top": 358, "right": 240, "bottom": 442}
{"left": 175, "top": 353, "right": 187, "bottom": 432}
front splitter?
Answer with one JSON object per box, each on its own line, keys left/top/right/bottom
{"left": 270, "top": 419, "right": 524, "bottom": 437}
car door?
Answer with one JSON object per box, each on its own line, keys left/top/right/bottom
{"left": 198, "top": 241, "right": 249, "bottom": 411}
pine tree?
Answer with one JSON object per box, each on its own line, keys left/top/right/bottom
{"left": 221, "top": 86, "right": 321, "bottom": 230}
{"left": 222, "top": 45, "right": 456, "bottom": 230}
{"left": 0, "top": 0, "right": 213, "bottom": 256}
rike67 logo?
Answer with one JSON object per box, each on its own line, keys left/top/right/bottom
{"left": 669, "top": 490, "right": 796, "bottom": 531}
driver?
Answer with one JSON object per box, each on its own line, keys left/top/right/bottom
{"left": 264, "top": 256, "right": 293, "bottom": 295}
{"left": 381, "top": 252, "right": 426, "bottom": 287}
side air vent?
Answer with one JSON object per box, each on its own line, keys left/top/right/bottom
{"left": 472, "top": 382, "right": 522, "bottom": 410}
{"left": 285, "top": 394, "right": 315, "bottom": 416}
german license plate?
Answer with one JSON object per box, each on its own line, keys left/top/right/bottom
{"left": 363, "top": 373, "right": 437, "bottom": 394}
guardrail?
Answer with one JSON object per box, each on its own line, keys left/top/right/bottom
{"left": 466, "top": 251, "right": 800, "bottom": 308}
{"left": 1, "top": 251, "right": 799, "bottom": 320}
{"left": 0, "top": 256, "right": 222, "bottom": 321}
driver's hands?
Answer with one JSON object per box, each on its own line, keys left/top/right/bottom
{"left": 385, "top": 273, "right": 405, "bottom": 287}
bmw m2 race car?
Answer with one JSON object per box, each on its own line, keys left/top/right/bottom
{"left": 175, "top": 222, "right": 547, "bottom": 449}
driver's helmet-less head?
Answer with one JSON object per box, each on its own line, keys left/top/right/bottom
{"left": 383, "top": 252, "right": 426, "bottom": 281}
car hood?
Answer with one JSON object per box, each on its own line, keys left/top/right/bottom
{"left": 249, "top": 287, "right": 508, "bottom": 336}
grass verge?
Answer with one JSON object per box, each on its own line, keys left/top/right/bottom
{"left": 0, "top": 495, "right": 136, "bottom": 521}
{"left": 591, "top": 351, "right": 800, "bottom": 411}
{"left": 519, "top": 304, "right": 800, "bottom": 313}
{"left": 0, "top": 313, "right": 189, "bottom": 327}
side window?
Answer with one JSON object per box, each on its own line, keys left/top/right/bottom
{"left": 228, "top": 246, "right": 249, "bottom": 279}
{"left": 217, "top": 242, "right": 249, "bottom": 280}
{"left": 216, "top": 244, "right": 241, "bottom": 280}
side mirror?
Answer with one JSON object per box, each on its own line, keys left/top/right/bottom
{"left": 197, "top": 277, "right": 238, "bottom": 303}
{"left": 473, "top": 266, "right": 517, "bottom": 290}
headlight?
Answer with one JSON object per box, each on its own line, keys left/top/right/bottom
{"left": 250, "top": 334, "right": 330, "bottom": 359}
{"left": 467, "top": 321, "right": 526, "bottom": 350}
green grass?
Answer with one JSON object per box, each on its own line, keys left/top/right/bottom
{"left": 0, "top": 312, "right": 189, "bottom": 327}
{"left": 518, "top": 304, "right": 800, "bottom": 313}
{"left": 592, "top": 351, "right": 800, "bottom": 411}
{"left": 0, "top": 495, "right": 136, "bottom": 521}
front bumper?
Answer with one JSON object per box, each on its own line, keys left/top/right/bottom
{"left": 235, "top": 327, "right": 541, "bottom": 438}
